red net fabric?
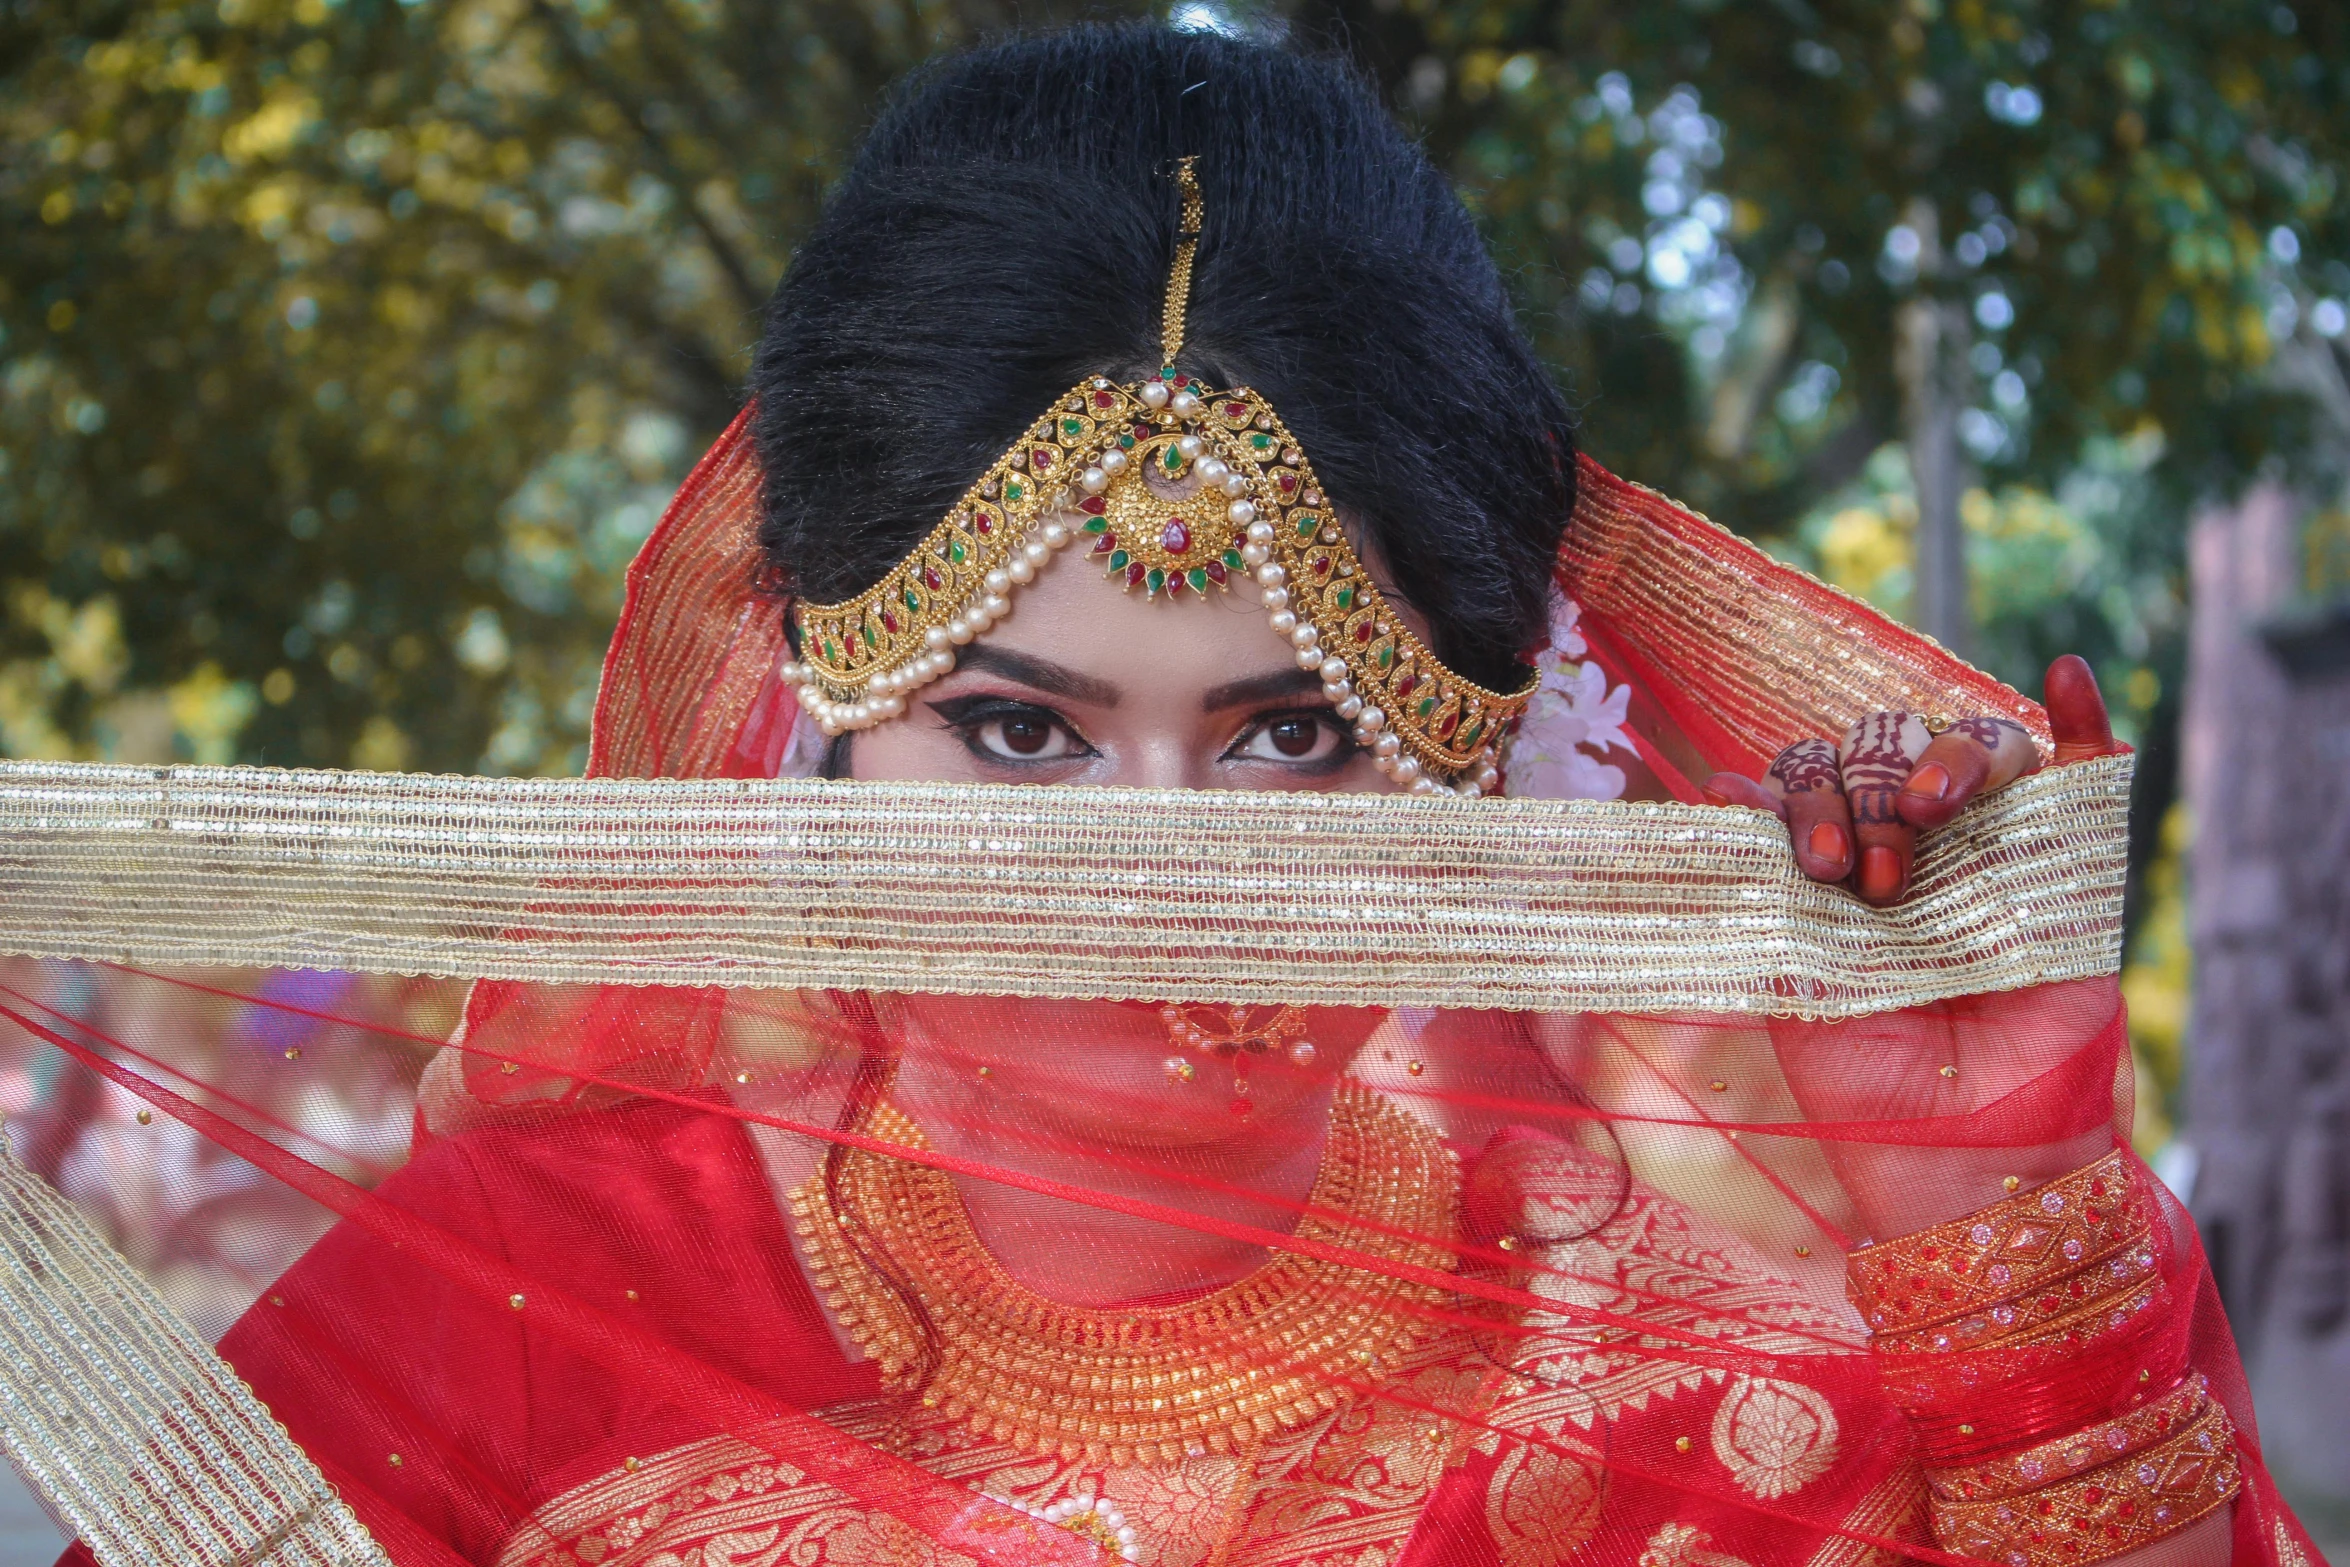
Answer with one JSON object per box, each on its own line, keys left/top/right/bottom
{"left": 0, "top": 428, "right": 2314, "bottom": 1567}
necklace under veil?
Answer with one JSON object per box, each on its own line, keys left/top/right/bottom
{"left": 0, "top": 409, "right": 2314, "bottom": 1567}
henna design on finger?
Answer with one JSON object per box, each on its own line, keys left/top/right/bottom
{"left": 1768, "top": 738, "right": 1842, "bottom": 795}
{"left": 1841, "top": 712, "right": 1920, "bottom": 826}
{"left": 1946, "top": 716, "right": 2025, "bottom": 752}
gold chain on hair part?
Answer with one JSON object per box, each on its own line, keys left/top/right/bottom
{"left": 1161, "top": 156, "right": 1204, "bottom": 368}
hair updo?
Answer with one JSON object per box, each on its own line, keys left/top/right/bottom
{"left": 750, "top": 24, "right": 1575, "bottom": 692}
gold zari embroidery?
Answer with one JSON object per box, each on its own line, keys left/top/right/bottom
{"left": 0, "top": 753, "right": 2130, "bottom": 1018}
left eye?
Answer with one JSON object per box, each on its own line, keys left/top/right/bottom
{"left": 1232, "top": 712, "right": 1349, "bottom": 765}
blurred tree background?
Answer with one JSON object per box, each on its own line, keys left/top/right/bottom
{"left": 3, "top": 0, "right": 2346, "bottom": 1121}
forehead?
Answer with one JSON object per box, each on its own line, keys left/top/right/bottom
{"left": 976, "top": 530, "right": 1296, "bottom": 697}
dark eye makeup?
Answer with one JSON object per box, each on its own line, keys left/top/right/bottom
{"left": 926, "top": 694, "right": 1357, "bottom": 776}
{"left": 927, "top": 695, "right": 1095, "bottom": 767}
{"left": 1222, "top": 709, "right": 1355, "bottom": 772}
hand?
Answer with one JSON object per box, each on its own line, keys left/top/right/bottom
{"left": 1700, "top": 655, "right": 2123, "bottom": 906}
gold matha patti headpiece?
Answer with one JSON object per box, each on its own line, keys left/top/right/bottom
{"left": 783, "top": 158, "right": 1537, "bottom": 792}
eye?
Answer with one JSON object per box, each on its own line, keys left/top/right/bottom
{"left": 935, "top": 699, "right": 1093, "bottom": 764}
{"left": 983, "top": 712, "right": 1075, "bottom": 759}
{"left": 1229, "top": 710, "right": 1351, "bottom": 767}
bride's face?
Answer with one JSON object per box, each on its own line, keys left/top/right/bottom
{"left": 839, "top": 502, "right": 1413, "bottom": 1152}
{"left": 841, "top": 504, "right": 1401, "bottom": 793}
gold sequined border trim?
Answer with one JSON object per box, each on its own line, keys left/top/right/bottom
{"left": 0, "top": 754, "right": 2130, "bottom": 1019}
{"left": 0, "top": 1125, "right": 392, "bottom": 1567}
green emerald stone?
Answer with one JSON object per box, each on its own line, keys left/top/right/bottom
{"left": 1109, "top": 550, "right": 1131, "bottom": 570}
{"left": 862, "top": 624, "right": 877, "bottom": 648}
{"left": 949, "top": 540, "right": 967, "bottom": 563}
{"left": 1295, "top": 513, "right": 1318, "bottom": 539}
{"left": 1061, "top": 417, "right": 1084, "bottom": 436}
{"left": 1162, "top": 446, "right": 1184, "bottom": 472}
{"left": 1188, "top": 567, "right": 1209, "bottom": 592}
{"left": 1084, "top": 516, "right": 1109, "bottom": 533}
{"left": 1222, "top": 549, "right": 1243, "bottom": 570}
{"left": 1146, "top": 567, "right": 1166, "bottom": 594}
{"left": 1335, "top": 585, "right": 1355, "bottom": 610}
{"left": 1005, "top": 479, "right": 1025, "bottom": 501}
{"left": 903, "top": 588, "right": 919, "bottom": 612}
{"left": 1417, "top": 696, "right": 1437, "bottom": 718}
{"left": 1250, "top": 433, "right": 1272, "bottom": 450}
{"left": 1376, "top": 646, "right": 1394, "bottom": 670}
{"left": 1118, "top": 434, "right": 1135, "bottom": 449}
{"left": 1458, "top": 717, "right": 1484, "bottom": 747}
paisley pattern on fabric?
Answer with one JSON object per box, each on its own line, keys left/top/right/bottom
{"left": 1709, "top": 1376, "right": 1840, "bottom": 1500}
{"left": 1482, "top": 1442, "right": 1608, "bottom": 1567}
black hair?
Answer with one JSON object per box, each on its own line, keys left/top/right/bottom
{"left": 750, "top": 23, "right": 1575, "bottom": 693}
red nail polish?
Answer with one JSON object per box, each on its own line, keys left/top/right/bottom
{"left": 1860, "top": 845, "right": 1902, "bottom": 900}
{"left": 1903, "top": 762, "right": 1951, "bottom": 801}
{"left": 1807, "top": 822, "right": 1850, "bottom": 865}
{"left": 1701, "top": 786, "right": 1731, "bottom": 806}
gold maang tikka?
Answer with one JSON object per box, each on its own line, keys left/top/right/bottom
{"left": 780, "top": 157, "right": 1537, "bottom": 791}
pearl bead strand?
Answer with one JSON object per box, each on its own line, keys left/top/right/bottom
{"left": 781, "top": 515, "right": 1081, "bottom": 735}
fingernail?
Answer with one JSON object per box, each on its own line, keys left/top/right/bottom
{"left": 1701, "top": 786, "right": 1731, "bottom": 806}
{"left": 1860, "top": 845, "right": 1902, "bottom": 900}
{"left": 1902, "top": 763, "right": 1951, "bottom": 801}
{"left": 1807, "top": 822, "right": 1850, "bottom": 866}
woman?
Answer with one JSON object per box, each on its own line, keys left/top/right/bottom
{"left": 49, "top": 24, "right": 2306, "bottom": 1567}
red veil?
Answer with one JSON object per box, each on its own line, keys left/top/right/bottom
{"left": 0, "top": 415, "right": 2315, "bottom": 1567}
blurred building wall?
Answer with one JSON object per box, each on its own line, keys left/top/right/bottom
{"left": 2181, "top": 483, "right": 2350, "bottom": 1533}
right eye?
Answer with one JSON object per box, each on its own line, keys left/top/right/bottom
{"left": 945, "top": 702, "right": 1092, "bottom": 764}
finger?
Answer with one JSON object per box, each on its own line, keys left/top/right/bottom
{"left": 1895, "top": 717, "right": 2037, "bottom": 830}
{"left": 1766, "top": 738, "right": 1854, "bottom": 882}
{"left": 1700, "top": 771, "right": 1786, "bottom": 819}
{"left": 1840, "top": 712, "right": 1930, "bottom": 905}
{"left": 2045, "top": 654, "right": 2126, "bottom": 764}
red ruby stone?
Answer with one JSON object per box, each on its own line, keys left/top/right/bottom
{"left": 1438, "top": 709, "right": 1459, "bottom": 739}
{"left": 1163, "top": 519, "right": 1191, "bottom": 554}
{"left": 923, "top": 567, "right": 942, "bottom": 589}
{"left": 880, "top": 610, "right": 899, "bottom": 633}
{"left": 1126, "top": 562, "right": 1148, "bottom": 588}
{"left": 974, "top": 514, "right": 992, "bottom": 534}
{"left": 1353, "top": 621, "right": 1372, "bottom": 643}
{"left": 1312, "top": 556, "right": 1332, "bottom": 576}
{"left": 1080, "top": 495, "right": 1108, "bottom": 515}
{"left": 1094, "top": 390, "right": 1116, "bottom": 408}
{"left": 1204, "top": 560, "right": 1227, "bottom": 584}
{"left": 1032, "top": 447, "right": 1055, "bottom": 470}
{"left": 1395, "top": 673, "right": 1418, "bottom": 698}
{"left": 1092, "top": 534, "right": 1118, "bottom": 555}
{"left": 1225, "top": 402, "right": 1249, "bottom": 420}
{"left": 1277, "top": 473, "right": 1299, "bottom": 493}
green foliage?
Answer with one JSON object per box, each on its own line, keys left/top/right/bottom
{"left": 0, "top": 0, "right": 1112, "bottom": 772}
{"left": 2, "top": 0, "right": 2343, "bottom": 777}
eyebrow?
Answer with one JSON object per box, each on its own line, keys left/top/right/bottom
{"left": 952, "top": 644, "right": 1124, "bottom": 708}
{"left": 1199, "top": 666, "right": 1321, "bottom": 713}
